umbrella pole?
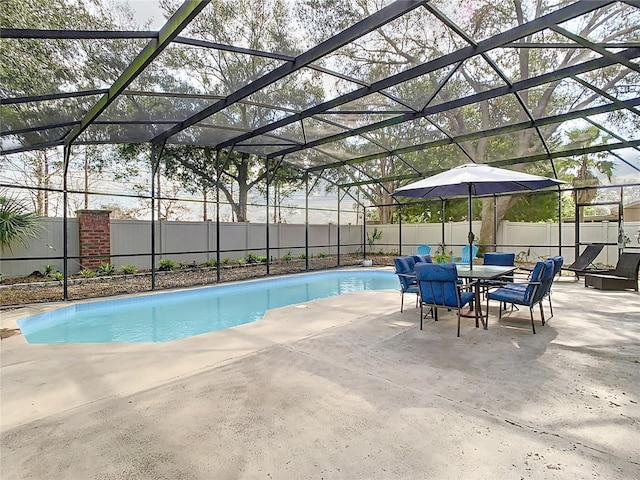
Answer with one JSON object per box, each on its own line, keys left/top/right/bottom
{"left": 467, "top": 184, "right": 474, "bottom": 270}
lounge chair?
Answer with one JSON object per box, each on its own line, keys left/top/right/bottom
{"left": 584, "top": 252, "right": 640, "bottom": 291}
{"left": 393, "top": 256, "right": 419, "bottom": 312}
{"left": 562, "top": 243, "right": 605, "bottom": 279}
{"left": 415, "top": 263, "right": 477, "bottom": 337}
{"left": 453, "top": 244, "right": 478, "bottom": 265}
{"left": 417, "top": 244, "right": 432, "bottom": 256}
{"left": 486, "top": 259, "right": 554, "bottom": 334}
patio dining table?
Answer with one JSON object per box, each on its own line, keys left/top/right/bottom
{"left": 456, "top": 264, "right": 518, "bottom": 330}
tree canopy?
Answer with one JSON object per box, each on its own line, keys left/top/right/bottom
{"left": 1, "top": 0, "right": 638, "bottom": 227}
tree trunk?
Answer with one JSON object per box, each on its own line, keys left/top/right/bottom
{"left": 478, "top": 196, "right": 516, "bottom": 252}
{"left": 378, "top": 188, "right": 395, "bottom": 224}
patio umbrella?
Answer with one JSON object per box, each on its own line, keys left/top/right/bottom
{"left": 392, "top": 163, "right": 565, "bottom": 269}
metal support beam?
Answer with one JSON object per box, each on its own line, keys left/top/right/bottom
{"left": 312, "top": 96, "right": 640, "bottom": 175}
{"left": 305, "top": 173, "right": 310, "bottom": 271}
{"left": 363, "top": 206, "right": 367, "bottom": 262}
{"left": 62, "top": 0, "right": 210, "bottom": 156}
{"left": 551, "top": 25, "right": 640, "bottom": 74}
{"left": 215, "top": 150, "right": 221, "bottom": 282}
{"left": 558, "top": 187, "right": 563, "bottom": 256}
{"left": 265, "top": 158, "right": 271, "bottom": 275}
{"left": 62, "top": 146, "right": 70, "bottom": 300}
{"left": 152, "top": 0, "right": 425, "bottom": 144}
{"left": 0, "top": 28, "right": 157, "bottom": 39}
{"left": 272, "top": 48, "right": 639, "bottom": 160}
{"left": 398, "top": 205, "right": 403, "bottom": 256}
{"left": 150, "top": 141, "right": 166, "bottom": 290}
{"left": 571, "top": 75, "right": 640, "bottom": 117}
{"left": 219, "top": 0, "right": 612, "bottom": 152}
{"left": 1, "top": 89, "right": 108, "bottom": 105}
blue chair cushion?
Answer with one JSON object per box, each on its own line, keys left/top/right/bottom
{"left": 415, "top": 263, "right": 471, "bottom": 308}
{"left": 549, "top": 256, "right": 564, "bottom": 276}
{"left": 482, "top": 252, "right": 516, "bottom": 285}
{"left": 487, "top": 287, "right": 528, "bottom": 306}
{"left": 489, "top": 260, "right": 548, "bottom": 306}
{"left": 412, "top": 254, "right": 432, "bottom": 264}
{"left": 394, "top": 256, "right": 417, "bottom": 291}
{"left": 524, "top": 260, "right": 546, "bottom": 302}
{"left": 537, "top": 259, "right": 556, "bottom": 301}
{"left": 483, "top": 252, "right": 515, "bottom": 267}
{"left": 459, "top": 291, "right": 475, "bottom": 308}
{"left": 404, "top": 285, "right": 419, "bottom": 294}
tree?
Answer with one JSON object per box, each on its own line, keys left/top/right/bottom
{"left": 1, "top": 0, "right": 155, "bottom": 216}
{"left": 96, "top": 203, "right": 142, "bottom": 220}
{"left": 0, "top": 191, "right": 42, "bottom": 252}
{"left": 255, "top": 162, "right": 305, "bottom": 223}
{"left": 131, "top": 0, "right": 325, "bottom": 222}
{"left": 298, "top": 0, "right": 638, "bottom": 246}
{"left": 555, "top": 126, "right": 614, "bottom": 221}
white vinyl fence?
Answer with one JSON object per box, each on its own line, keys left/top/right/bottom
{"left": 1, "top": 217, "right": 638, "bottom": 277}
{"left": 375, "top": 220, "right": 638, "bottom": 267}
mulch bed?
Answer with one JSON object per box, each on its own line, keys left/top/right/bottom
{"left": 0, "top": 254, "right": 397, "bottom": 308}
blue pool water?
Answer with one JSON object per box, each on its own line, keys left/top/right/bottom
{"left": 17, "top": 270, "right": 397, "bottom": 344}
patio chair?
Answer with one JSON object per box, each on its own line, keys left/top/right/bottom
{"left": 415, "top": 262, "right": 477, "bottom": 337}
{"left": 417, "top": 244, "right": 432, "bottom": 256}
{"left": 393, "top": 256, "right": 419, "bottom": 312}
{"left": 482, "top": 252, "right": 516, "bottom": 285}
{"left": 453, "top": 244, "right": 479, "bottom": 265}
{"left": 562, "top": 243, "right": 605, "bottom": 279}
{"left": 486, "top": 259, "right": 554, "bottom": 334}
{"left": 412, "top": 254, "right": 432, "bottom": 264}
{"left": 503, "top": 256, "right": 563, "bottom": 318}
{"left": 584, "top": 252, "right": 640, "bottom": 291}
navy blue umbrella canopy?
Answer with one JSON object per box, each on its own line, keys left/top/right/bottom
{"left": 392, "top": 163, "right": 565, "bottom": 268}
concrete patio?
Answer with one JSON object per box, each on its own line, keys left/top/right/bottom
{"left": 1, "top": 274, "right": 639, "bottom": 479}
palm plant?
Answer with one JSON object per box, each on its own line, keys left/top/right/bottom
{"left": 0, "top": 191, "right": 41, "bottom": 252}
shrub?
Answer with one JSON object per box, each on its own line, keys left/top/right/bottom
{"left": 257, "top": 255, "right": 268, "bottom": 263}
{"left": 0, "top": 191, "right": 42, "bottom": 252}
{"left": 366, "top": 227, "right": 383, "bottom": 254}
{"left": 159, "top": 259, "right": 176, "bottom": 271}
{"left": 205, "top": 258, "right": 217, "bottom": 267}
{"left": 317, "top": 252, "right": 328, "bottom": 258}
{"left": 120, "top": 265, "right": 137, "bottom": 275}
{"left": 244, "top": 253, "right": 260, "bottom": 264}
{"left": 299, "top": 253, "right": 306, "bottom": 260}
{"left": 177, "top": 261, "right": 190, "bottom": 269}
{"left": 221, "top": 257, "right": 231, "bottom": 265}
{"left": 42, "top": 264, "right": 55, "bottom": 277}
{"left": 50, "top": 272, "right": 64, "bottom": 281}
{"left": 79, "top": 269, "right": 96, "bottom": 278}
{"left": 282, "top": 253, "right": 292, "bottom": 262}
{"left": 236, "top": 258, "right": 246, "bottom": 266}
{"left": 96, "top": 263, "right": 115, "bottom": 276}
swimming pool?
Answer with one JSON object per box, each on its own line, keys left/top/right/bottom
{"left": 17, "top": 270, "right": 398, "bottom": 344}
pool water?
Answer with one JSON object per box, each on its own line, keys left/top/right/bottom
{"left": 17, "top": 270, "right": 397, "bottom": 344}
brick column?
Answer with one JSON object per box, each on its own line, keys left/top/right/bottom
{"left": 77, "top": 210, "right": 111, "bottom": 270}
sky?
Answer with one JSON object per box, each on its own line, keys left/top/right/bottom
{"left": 117, "top": 0, "right": 166, "bottom": 29}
